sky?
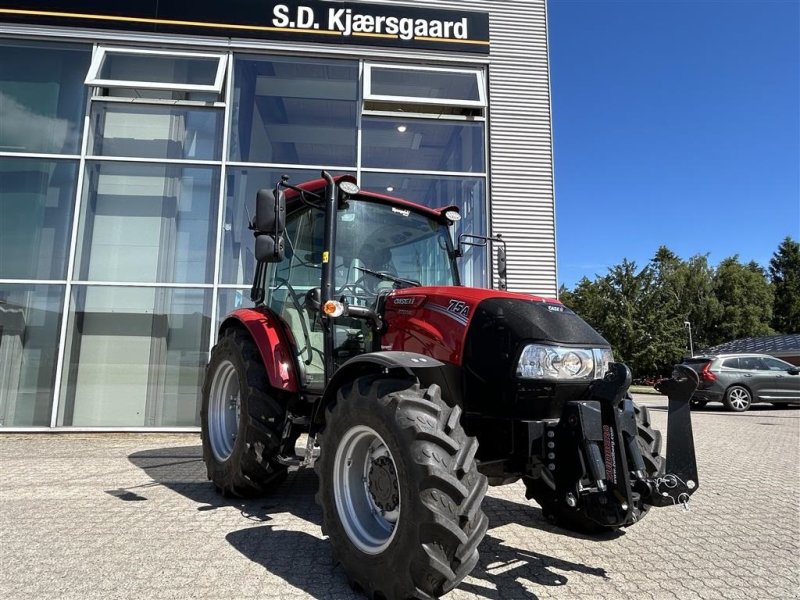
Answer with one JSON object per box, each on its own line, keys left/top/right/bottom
{"left": 547, "top": 0, "right": 800, "bottom": 289}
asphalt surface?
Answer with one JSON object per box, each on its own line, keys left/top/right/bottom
{"left": 1, "top": 395, "right": 799, "bottom": 600}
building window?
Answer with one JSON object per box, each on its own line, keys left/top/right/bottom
{"left": 74, "top": 162, "right": 220, "bottom": 284}
{"left": 86, "top": 47, "right": 227, "bottom": 93}
{"left": 0, "top": 158, "right": 78, "bottom": 280}
{"left": 58, "top": 286, "right": 211, "bottom": 427}
{"left": 364, "top": 64, "right": 485, "bottom": 111}
{"left": 361, "top": 63, "right": 487, "bottom": 286}
{"left": 361, "top": 118, "right": 485, "bottom": 173}
{"left": 0, "top": 284, "right": 64, "bottom": 427}
{"left": 88, "top": 103, "right": 224, "bottom": 161}
{"left": 0, "top": 40, "right": 91, "bottom": 155}
{"left": 221, "top": 167, "right": 323, "bottom": 285}
{"left": 229, "top": 55, "right": 359, "bottom": 166}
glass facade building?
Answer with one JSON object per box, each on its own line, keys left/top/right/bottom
{"left": 0, "top": 0, "right": 556, "bottom": 430}
{"left": 0, "top": 0, "right": 557, "bottom": 431}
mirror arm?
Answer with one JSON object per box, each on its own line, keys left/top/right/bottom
{"left": 457, "top": 233, "right": 508, "bottom": 291}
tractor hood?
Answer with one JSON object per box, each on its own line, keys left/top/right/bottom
{"left": 381, "top": 286, "right": 609, "bottom": 366}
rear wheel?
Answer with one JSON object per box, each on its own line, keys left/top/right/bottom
{"left": 524, "top": 402, "right": 663, "bottom": 534}
{"left": 315, "top": 376, "right": 488, "bottom": 599}
{"left": 724, "top": 385, "right": 752, "bottom": 412}
{"left": 201, "top": 329, "right": 287, "bottom": 497}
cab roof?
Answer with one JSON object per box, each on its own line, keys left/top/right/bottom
{"left": 283, "top": 175, "right": 459, "bottom": 225}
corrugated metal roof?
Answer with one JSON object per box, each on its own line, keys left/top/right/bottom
{"left": 701, "top": 334, "right": 800, "bottom": 356}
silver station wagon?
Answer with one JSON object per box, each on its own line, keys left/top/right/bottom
{"left": 682, "top": 354, "right": 800, "bottom": 411}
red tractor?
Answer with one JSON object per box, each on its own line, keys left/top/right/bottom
{"left": 201, "top": 172, "right": 699, "bottom": 599}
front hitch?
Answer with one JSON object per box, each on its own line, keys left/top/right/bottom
{"left": 552, "top": 362, "right": 700, "bottom": 527}
{"left": 645, "top": 364, "right": 700, "bottom": 507}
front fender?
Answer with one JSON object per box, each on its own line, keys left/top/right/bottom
{"left": 312, "top": 351, "right": 445, "bottom": 430}
{"left": 219, "top": 308, "right": 299, "bottom": 393}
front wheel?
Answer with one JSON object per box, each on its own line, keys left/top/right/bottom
{"left": 315, "top": 376, "right": 488, "bottom": 599}
{"left": 724, "top": 385, "right": 752, "bottom": 412}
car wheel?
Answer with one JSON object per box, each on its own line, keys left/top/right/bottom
{"left": 690, "top": 398, "right": 708, "bottom": 409}
{"left": 724, "top": 386, "right": 752, "bottom": 412}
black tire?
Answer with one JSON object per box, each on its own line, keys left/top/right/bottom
{"left": 724, "top": 385, "right": 752, "bottom": 412}
{"left": 690, "top": 398, "right": 708, "bottom": 409}
{"left": 524, "top": 402, "right": 664, "bottom": 534}
{"left": 315, "top": 375, "right": 488, "bottom": 599}
{"left": 201, "top": 329, "right": 287, "bottom": 497}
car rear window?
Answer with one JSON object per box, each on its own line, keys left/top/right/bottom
{"left": 683, "top": 358, "right": 712, "bottom": 372}
{"left": 722, "top": 358, "right": 739, "bottom": 369}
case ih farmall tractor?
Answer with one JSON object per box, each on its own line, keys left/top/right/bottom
{"left": 201, "top": 172, "right": 700, "bottom": 599}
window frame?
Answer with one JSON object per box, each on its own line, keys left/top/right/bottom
{"left": 363, "top": 63, "right": 486, "bottom": 109}
{"left": 85, "top": 46, "right": 228, "bottom": 93}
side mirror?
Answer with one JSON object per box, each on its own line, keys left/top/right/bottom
{"left": 254, "top": 187, "right": 286, "bottom": 263}
{"left": 496, "top": 234, "right": 507, "bottom": 292}
{"left": 256, "top": 187, "right": 286, "bottom": 234}
{"left": 788, "top": 367, "right": 800, "bottom": 376}
{"left": 255, "top": 233, "right": 284, "bottom": 263}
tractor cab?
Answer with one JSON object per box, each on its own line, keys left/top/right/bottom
{"left": 251, "top": 174, "right": 460, "bottom": 390}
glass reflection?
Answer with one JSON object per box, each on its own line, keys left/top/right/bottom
{"left": 58, "top": 286, "right": 211, "bottom": 427}
{"left": 0, "top": 41, "right": 90, "bottom": 154}
{"left": 362, "top": 118, "right": 484, "bottom": 173}
{"left": 0, "top": 285, "right": 63, "bottom": 427}
{"left": 221, "top": 167, "right": 324, "bottom": 285}
{"left": 0, "top": 158, "right": 78, "bottom": 280}
{"left": 89, "top": 103, "right": 223, "bottom": 160}
{"left": 216, "top": 289, "right": 256, "bottom": 336}
{"left": 370, "top": 67, "right": 481, "bottom": 103}
{"left": 360, "top": 173, "right": 487, "bottom": 287}
{"left": 230, "top": 56, "right": 358, "bottom": 166}
{"left": 76, "top": 162, "right": 220, "bottom": 284}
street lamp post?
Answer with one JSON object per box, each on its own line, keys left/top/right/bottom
{"left": 684, "top": 321, "right": 694, "bottom": 357}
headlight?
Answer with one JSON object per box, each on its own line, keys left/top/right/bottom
{"left": 516, "top": 344, "right": 614, "bottom": 381}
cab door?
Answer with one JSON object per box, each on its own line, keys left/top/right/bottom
{"left": 265, "top": 207, "right": 326, "bottom": 389}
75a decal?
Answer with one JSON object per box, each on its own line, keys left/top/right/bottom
{"left": 447, "top": 299, "right": 470, "bottom": 318}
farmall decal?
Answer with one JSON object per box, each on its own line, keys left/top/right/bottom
{"left": 273, "top": 4, "right": 470, "bottom": 42}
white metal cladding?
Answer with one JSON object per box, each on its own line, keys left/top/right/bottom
{"left": 351, "top": 0, "right": 557, "bottom": 297}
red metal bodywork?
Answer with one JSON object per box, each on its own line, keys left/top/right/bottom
{"left": 221, "top": 308, "right": 300, "bottom": 392}
{"left": 381, "top": 286, "right": 558, "bottom": 366}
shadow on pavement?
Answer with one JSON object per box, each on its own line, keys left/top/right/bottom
{"left": 129, "top": 445, "right": 608, "bottom": 598}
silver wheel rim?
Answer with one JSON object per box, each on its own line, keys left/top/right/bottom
{"left": 333, "top": 425, "right": 401, "bottom": 555}
{"left": 729, "top": 388, "right": 750, "bottom": 410}
{"left": 208, "top": 360, "right": 241, "bottom": 462}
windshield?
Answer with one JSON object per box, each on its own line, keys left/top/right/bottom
{"left": 335, "top": 199, "right": 458, "bottom": 293}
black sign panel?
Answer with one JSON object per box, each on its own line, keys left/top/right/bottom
{"left": 0, "top": 1, "right": 490, "bottom": 54}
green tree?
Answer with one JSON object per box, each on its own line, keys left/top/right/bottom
{"left": 711, "top": 257, "right": 773, "bottom": 344}
{"left": 652, "top": 248, "right": 720, "bottom": 354}
{"left": 769, "top": 236, "right": 800, "bottom": 333}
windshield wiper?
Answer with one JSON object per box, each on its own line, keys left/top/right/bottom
{"left": 354, "top": 266, "right": 421, "bottom": 289}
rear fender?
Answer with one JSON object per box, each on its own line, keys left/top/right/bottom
{"left": 311, "top": 351, "right": 449, "bottom": 431}
{"left": 219, "top": 308, "right": 299, "bottom": 393}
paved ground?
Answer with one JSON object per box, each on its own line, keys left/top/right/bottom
{"left": 1, "top": 395, "right": 798, "bottom": 600}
